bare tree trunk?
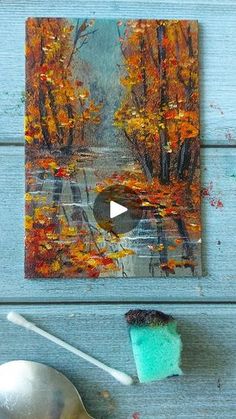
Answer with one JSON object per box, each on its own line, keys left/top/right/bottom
{"left": 177, "top": 138, "right": 191, "bottom": 179}
{"left": 123, "top": 130, "right": 153, "bottom": 181}
{"left": 157, "top": 23, "right": 170, "bottom": 184}
{"left": 177, "top": 24, "right": 198, "bottom": 181}
{"left": 36, "top": 20, "right": 52, "bottom": 151}
{"left": 46, "top": 83, "right": 64, "bottom": 145}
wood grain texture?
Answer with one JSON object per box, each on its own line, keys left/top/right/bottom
{"left": 0, "top": 1, "right": 236, "bottom": 145}
{"left": 0, "top": 146, "right": 235, "bottom": 302}
{"left": 1, "top": 303, "right": 236, "bottom": 418}
{"left": 0, "top": 2, "right": 235, "bottom": 418}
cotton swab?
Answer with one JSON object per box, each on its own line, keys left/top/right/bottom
{"left": 7, "top": 311, "right": 133, "bottom": 386}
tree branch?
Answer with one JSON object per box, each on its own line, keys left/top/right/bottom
{"left": 67, "top": 19, "right": 88, "bottom": 67}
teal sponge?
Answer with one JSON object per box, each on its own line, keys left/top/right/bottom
{"left": 125, "top": 309, "right": 183, "bottom": 383}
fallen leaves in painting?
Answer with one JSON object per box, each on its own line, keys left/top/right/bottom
{"left": 25, "top": 18, "right": 201, "bottom": 278}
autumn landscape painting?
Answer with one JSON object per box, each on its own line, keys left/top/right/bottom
{"left": 25, "top": 18, "right": 201, "bottom": 278}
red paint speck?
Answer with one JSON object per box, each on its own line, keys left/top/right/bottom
{"left": 216, "top": 199, "right": 224, "bottom": 208}
{"left": 132, "top": 413, "right": 140, "bottom": 419}
{"left": 210, "top": 198, "right": 224, "bottom": 208}
{"left": 201, "top": 182, "right": 223, "bottom": 209}
{"left": 201, "top": 181, "right": 213, "bottom": 197}
{"left": 201, "top": 187, "right": 210, "bottom": 197}
{"left": 209, "top": 199, "right": 216, "bottom": 207}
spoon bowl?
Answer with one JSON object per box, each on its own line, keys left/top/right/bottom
{"left": 0, "top": 360, "right": 93, "bottom": 419}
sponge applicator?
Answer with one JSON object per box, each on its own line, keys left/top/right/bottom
{"left": 125, "top": 309, "right": 183, "bottom": 383}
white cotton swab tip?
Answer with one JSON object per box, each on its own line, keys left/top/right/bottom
{"left": 7, "top": 311, "right": 133, "bottom": 386}
{"left": 7, "top": 311, "right": 32, "bottom": 328}
{"left": 108, "top": 368, "right": 134, "bottom": 386}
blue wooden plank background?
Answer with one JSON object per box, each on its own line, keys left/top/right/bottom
{"left": 0, "top": 1, "right": 236, "bottom": 418}
{"left": 1, "top": 304, "right": 236, "bottom": 418}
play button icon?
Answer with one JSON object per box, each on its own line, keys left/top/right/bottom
{"left": 93, "top": 185, "right": 143, "bottom": 235}
{"left": 110, "top": 201, "right": 128, "bottom": 218}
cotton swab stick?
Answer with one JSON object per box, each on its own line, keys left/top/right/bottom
{"left": 7, "top": 311, "right": 133, "bottom": 386}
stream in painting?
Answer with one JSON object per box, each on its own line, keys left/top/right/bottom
{"left": 29, "top": 142, "right": 201, "bottom": 277}
{"left": 25, "top": 18, "right": 201, "bottom": 278}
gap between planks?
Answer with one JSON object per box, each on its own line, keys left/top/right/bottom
{"left": 0, "top": 142, "right": 236, "bottom": 149}
{"left": 0, "top": 300, "right": 236, "bottom": 306}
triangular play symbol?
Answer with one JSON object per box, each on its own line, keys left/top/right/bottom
{"left": 110, "top": 200, "right": 128, "bottom": 219}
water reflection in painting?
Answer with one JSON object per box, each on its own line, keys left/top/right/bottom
{"left": 25, "top": 18, "right": 201, "bottom": 278}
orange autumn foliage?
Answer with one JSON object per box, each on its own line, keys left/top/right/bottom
{"left": 25, "top": 18, "right": 102, "bottom": 153}
{"left": 25, "top": 19, "right": 201, "bottom": 278}
{"left": 25, "top": 203, "right": 120, "bottom": 278}
{"left": 112, "top": 20, "right": 200, "bottom": 274}
{"left": 114, "top": 19, "right": 199, "bottom": 182}
{"left": 25, "top": 19, "right": 131, "bottom": 278}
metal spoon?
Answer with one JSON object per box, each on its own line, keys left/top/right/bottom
{"left": 0, "top": 360, "right": 94, "bottom": 419}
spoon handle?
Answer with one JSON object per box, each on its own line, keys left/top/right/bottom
{"left": 7, "top": 312, "right": 133, "bottom": 386}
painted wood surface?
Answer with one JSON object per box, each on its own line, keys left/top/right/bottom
{"left": 1, "top": 304, "right": 236, "bottom": 418}
{"left": 0, "top": 1, "right": 236, "bottom": 145}
{"left": 0, "top": 146, "right": 235, "bottom": 302}
{"left": 0, "top": 1, "right": 236, "bottom": 418}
